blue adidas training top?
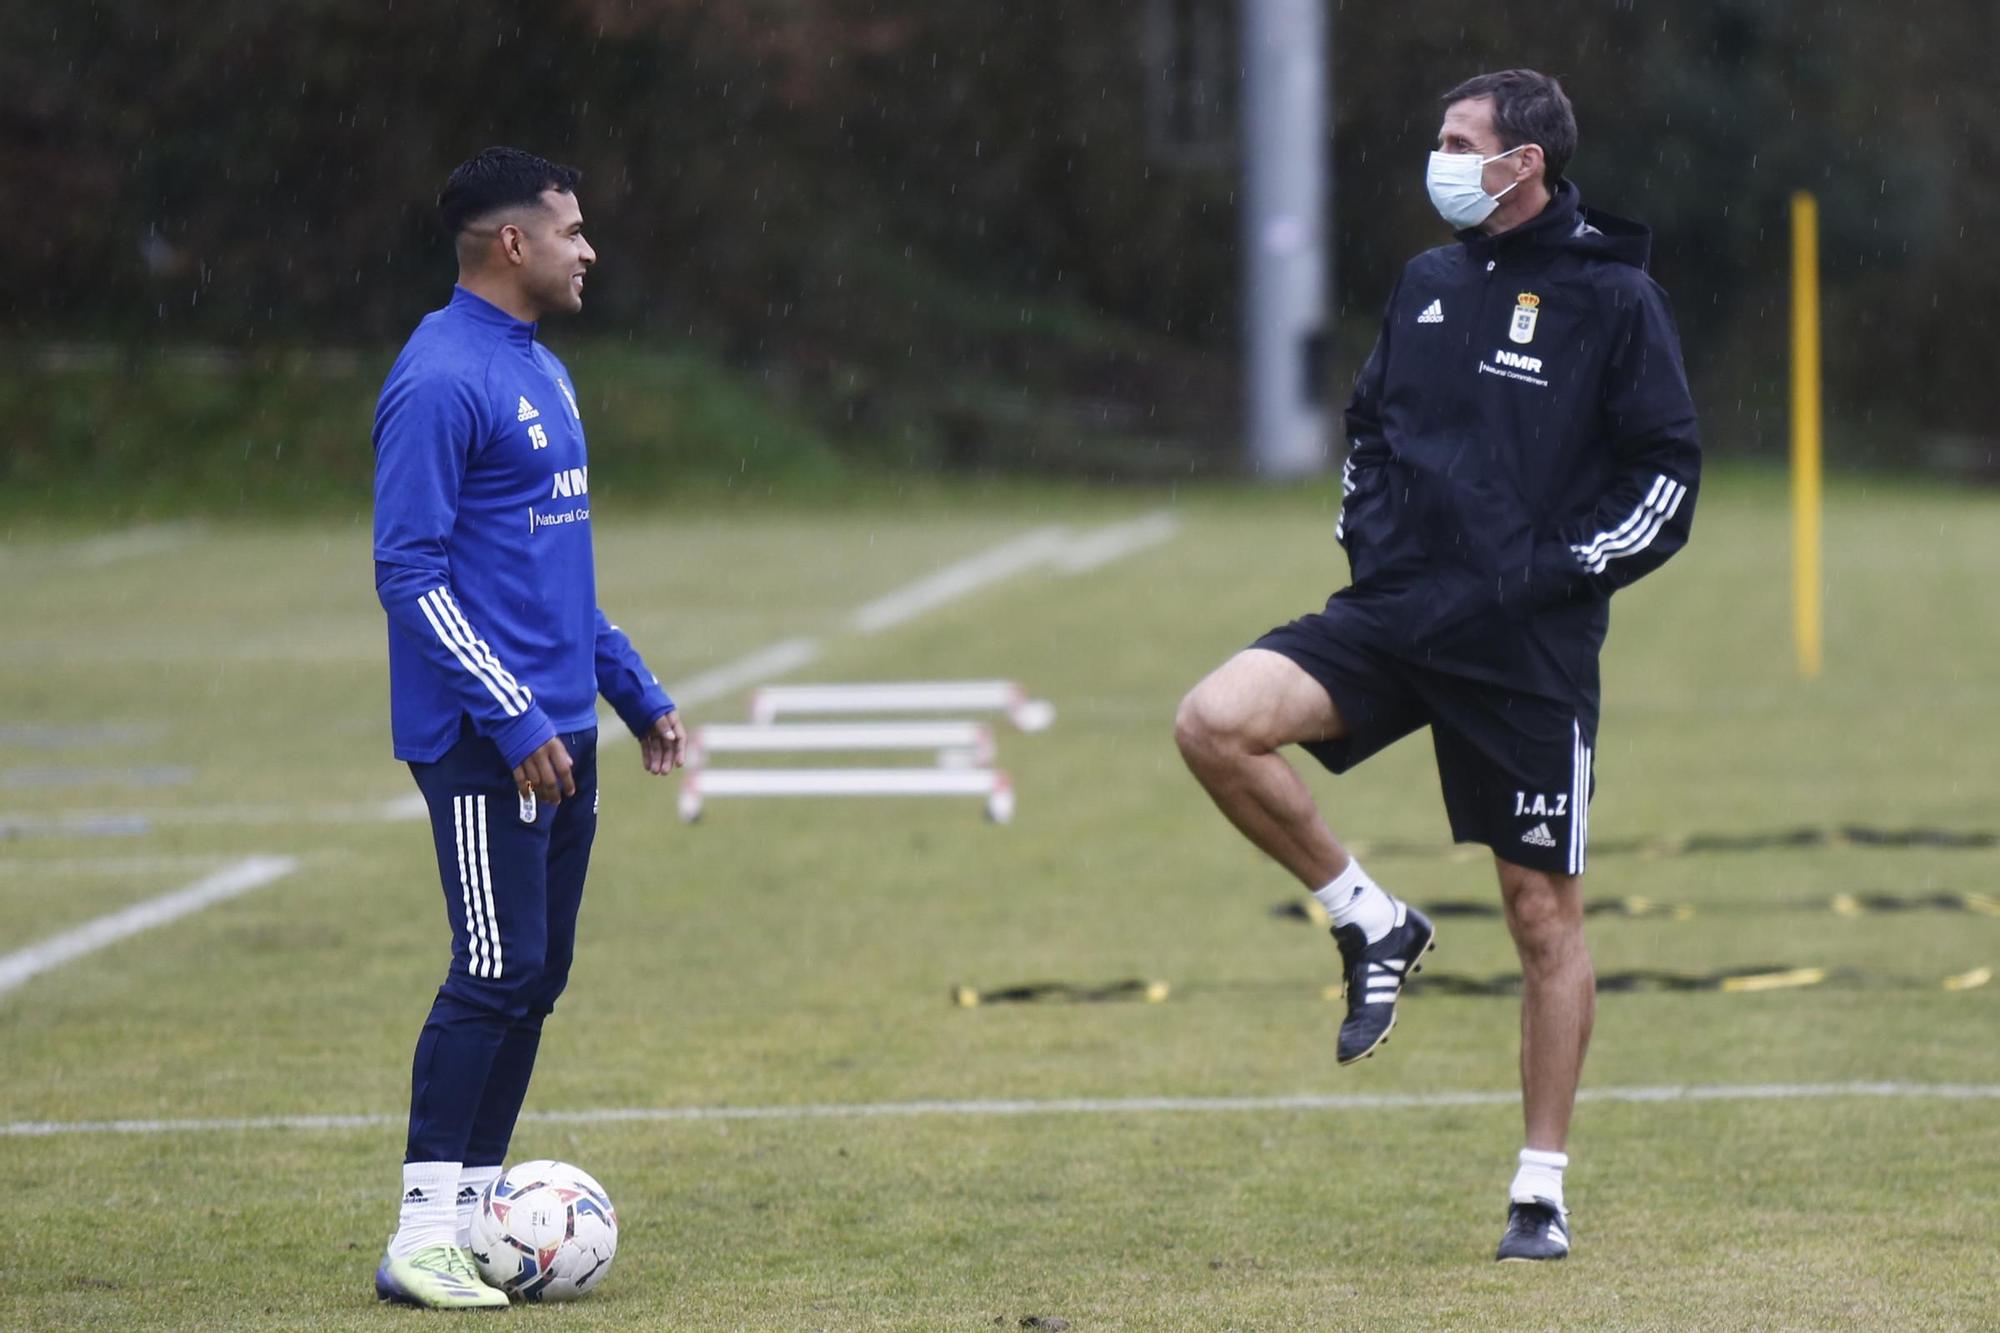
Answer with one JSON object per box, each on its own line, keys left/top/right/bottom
{"left": 373, "top": 287, "right": 673, "bottom": 770}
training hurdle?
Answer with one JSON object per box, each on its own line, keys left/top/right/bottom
{"left": 682, "top": 680, "right": 1049, "bottom": 824}
{"left": 677, "top": 766, "right": 1014, "bottom": 824}
{"left": 748, "top": 680, "right": 1055, "bottom": 733}
{"left": 690, "top": 721, "right": 995, "bottom": 768}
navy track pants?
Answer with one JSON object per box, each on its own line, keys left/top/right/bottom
{"left": 402, "top": 720, "right": 599, "bottom": 1165}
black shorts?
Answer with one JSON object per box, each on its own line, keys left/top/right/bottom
{"left": 1254, "top": 595, "right": 1597, "bottom": 875}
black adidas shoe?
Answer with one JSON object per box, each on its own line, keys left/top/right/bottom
{"left": 1331, "top": 900, "right": 1436, "bottom": 1065}
{"left": 1495, "top": 1196, "right": 1572, "bottom": 1262}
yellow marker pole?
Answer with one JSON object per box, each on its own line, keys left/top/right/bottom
{"left": 1790, "top": 192, "right": 1824, "bottom": 679}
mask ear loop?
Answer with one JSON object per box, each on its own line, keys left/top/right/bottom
{"left": 1487, "top": 144, "right": 1539, "bottom": 205}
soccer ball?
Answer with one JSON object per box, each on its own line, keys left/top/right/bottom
{"left": 467, "top": 1159, "right": 619, "bottom": 1301}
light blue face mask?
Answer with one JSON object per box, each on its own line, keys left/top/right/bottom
{"left": 1425, "top": 144, "right": 1529, "bottom": 230}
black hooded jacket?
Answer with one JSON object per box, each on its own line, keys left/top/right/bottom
{"left": 1336, "top": 179, "right": 1701, "bottom": 701}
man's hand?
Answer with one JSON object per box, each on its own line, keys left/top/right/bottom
{"left": 641, "top": 709, "right": 687, "bottom": 776}
{"left": 513, "top": 736, "right": 576, "bottom": 805}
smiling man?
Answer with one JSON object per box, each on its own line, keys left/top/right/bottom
{"left": 1175, "top": 70, "right": 1700, "bottom": 1262}
{"left": 368, "top": 147, "right": 687, "bottom": 1307}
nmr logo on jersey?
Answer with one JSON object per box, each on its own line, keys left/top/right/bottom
{"left": 531, "top": 468, "right": 592, "bottom": 534}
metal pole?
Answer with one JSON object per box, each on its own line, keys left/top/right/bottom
{"left": 1242, "top": 0, "right": 1328, "bottom": 478}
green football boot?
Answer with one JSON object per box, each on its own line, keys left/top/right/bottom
{"left": 374, "top": 1242, "right": 510, "bottom": 1309}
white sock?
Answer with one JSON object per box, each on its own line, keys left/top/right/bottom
{"left": 456, "top": 1165, "right": 503, "bottom": 1249}
{"left": 456, "top": 1160, "right": 504, "bottom": 1248}
{"left": 388, "top": 1160, "right": 462, "bottom": 1259}
{"left": 1510, "top": 1147, "right": 1568, "bottom": 1208}
{"left": 1313, "top": 860, "right": 1397, "bottom": 943}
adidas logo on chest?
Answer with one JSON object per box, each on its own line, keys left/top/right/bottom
{"left": 1417, "top": 299, "right": 1444, "bottom": 324}
{"left": 516, "top": 396, "right": 540, "bottom": 422}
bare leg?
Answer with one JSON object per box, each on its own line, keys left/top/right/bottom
{"left": 1174, "top": 649, "right": 1352, "bottom": 888}
{"left": 1496, "top": 858, "right": 1596, "bottom": 1150}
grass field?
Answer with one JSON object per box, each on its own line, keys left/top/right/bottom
{"left": 2, "top": 467, "right": 1996, "bottom": 1330}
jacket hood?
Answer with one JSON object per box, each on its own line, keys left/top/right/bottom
{"left": 1458, "top": 179, "right": 1653, "bottom": 271}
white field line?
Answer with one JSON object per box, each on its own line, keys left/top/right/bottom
{"left": 0, "top": 855, "right": 299, "bottom": 1000}
{"left": 849, "top": 526, "right": 1073, "bottom": 634}
{"left": 5, "top": 1081, "right": 1996, "bottom": 1139}
{"left": 629, "top": 513, "right": 1168, "bottom": 718}
{"left": 0, "top": 722, "right": 167, "bottom": 749}
{"left": 4, "top": 515, "right": 1179, "bottom": 830}
{"left": 1052, "top": 510, "right": 1181, "bottom": 574}
{"left": 3, "top": 806, "right": 412, "bottom": 834}
{"left": 668, "top": 635, "right": 825, "bottom": 709}
{"left": 0, "top": 854, "right": 236, "bottom": 878}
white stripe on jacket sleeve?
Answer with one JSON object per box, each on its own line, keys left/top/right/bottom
{"left": 416, "top": 588, "right": 532, "bottom": 716}
{"left": 1572, "top": 475, "right": 1687, "bottom": 574}
{"left": 432, "top": 588, "right": 534, "bottom": 710}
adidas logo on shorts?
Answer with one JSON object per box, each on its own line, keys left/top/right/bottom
{"left": 517, "top": 396, "right": 541, "bottom": 422}
{"left": 1520, "top": 822, "right": 1558, "bottom": 848}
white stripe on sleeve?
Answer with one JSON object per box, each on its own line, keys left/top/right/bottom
{"left": 1573, "top": 476, "right": 1686, "bottom": 574}
{"left": 417, "top": 589, "right": 531, "bottom": 716}
{"left": 1575, "top": 475, "right": 1669, "bottom": 563}
{"left": 432, "top": 588, "right": 534, "bottom": 711}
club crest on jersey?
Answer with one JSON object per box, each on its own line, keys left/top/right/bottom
{"left": 1509, "top": 292, "right": 1541, "bottom": 345}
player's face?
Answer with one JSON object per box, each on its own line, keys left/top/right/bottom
{"left": 1437, "top": 97, "right": 1524, "bottom": 200}
{"left": 519, "top": 189, "right": 596, "bottom": 317}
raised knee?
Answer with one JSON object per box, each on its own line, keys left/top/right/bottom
{"left": 1174, "top": 686, "right": 1236, "bottom": 761}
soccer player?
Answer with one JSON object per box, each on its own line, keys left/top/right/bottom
{"left": 1175, "top": 70, "right": 1699, "bottom": 1262}
{"left": 369, "top": 147, "right": 686, "bottom": 1308}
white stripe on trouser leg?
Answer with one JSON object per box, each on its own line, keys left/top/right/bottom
{"left": 1568, "top": 724, "right": 1583, "bottom": 875}
{"left": 1580, "top": 742, "right": 1591, "bottom": 872}
{"left": 455, "top": 797, "right": 488, "bottom": 978}
{"left": 475, "top": 795, "right": 502, "bottom": 978}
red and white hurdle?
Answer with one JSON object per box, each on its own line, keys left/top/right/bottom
{"left": 680, "top": 681, "right": 1047, "bottom": 824}
{"left": 748, "top": 680, "right": 1055, "bottom": 733}
{"left": 689, "top": 720, "right": 996, "bottom": 769}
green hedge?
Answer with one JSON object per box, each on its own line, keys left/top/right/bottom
{"left": 1, "top": 343, "right": 851, "bottom": 518}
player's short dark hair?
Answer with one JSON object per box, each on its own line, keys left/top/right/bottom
{"left": 438, "top": 147, "right": 582, "bottom": 235}
{"left": 1441, "top": 69, "right": 1577, "bottom": 185}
